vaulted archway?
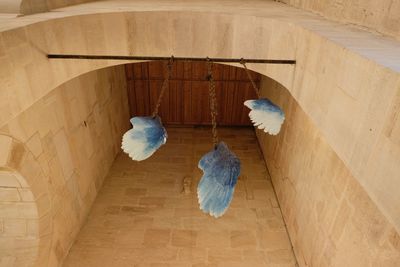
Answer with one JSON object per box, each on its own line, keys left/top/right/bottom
{"left": 0, "top": 135, "right": 52, "bottom": 267}
{"left": 0, "top": 1, "right": 399, "bottom": 266}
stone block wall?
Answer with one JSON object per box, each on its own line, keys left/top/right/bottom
{"left": 0, "top": 5, "right": 398, "bottom": 232}
{"left": 0, "top": 169, "right": 40, "bottom": 267}
{"left": 63, "top": 127, "right": 297, "bottom": 266}
{"left": 278, "top": 0, "right": 400, "bottom": 41}
{"left": 0, "top": 65, "right": 129, "bottom": 266}
{"left": 0, "top": 131, "right": 52, "bottom": 267}
{"left": 0, "top": 1, "right": 398, "bottom": 265}
{"left": 20, "top": 0, "right": 96, "bottom": 15}
{"left": 256, "top": 76, "right": 400, "bottom": 266}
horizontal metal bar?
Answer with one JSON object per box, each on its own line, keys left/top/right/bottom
{"left": 47, "top": 54, "right": 296, "bottom": 64}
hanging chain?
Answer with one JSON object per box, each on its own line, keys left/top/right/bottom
{"left": 207, "top": 60, "right": 219, "bottom": 147}
{"left": 240, "top": 59, "right": 261, "bottom": 99}
{"left": 152, "top": 57, "right": 174, "bottom": 117}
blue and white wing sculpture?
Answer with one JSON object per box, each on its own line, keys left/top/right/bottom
{"left": 244, "top": 98, "right": 285, "bottom": 135}
{"left": 121, "top": 116, "right": 167, "bottom": 161}
{"left": 197, "top": 142, "right": 241, "bottom": 218}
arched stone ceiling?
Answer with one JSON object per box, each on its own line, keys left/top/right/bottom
{"left": 0, "top": 0, "right": 399, "bottom": 236}
{"left": 20, "top": 0, "right": 97, "bottom": 15}
{"left": 0, "top": 134, "right": 52, "bottom": 267}
{"left": 279, "top": 0, "right": 400, "bottom": 42}
{"left": 0, "top": 0, "right": 21, "bottom": 14}
{"left": 0, "top": 0, "right": 98, "bottom": 15}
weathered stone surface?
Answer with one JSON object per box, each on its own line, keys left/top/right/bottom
{"left": 281, "top": 0, "right": 400, "bottom": 41}
{"left": 63, "top": 127, "right": 297, "bottom": 266}
{"left": 0, "top": 1, "right": 398, "bottom": 266}
{"left": 258, "top": 75, "right": 400, "bottom": 267}
{"left": 0, "top": 66, "right": 129, "bottom": 267}
{"left": 0, "top": 135, "right": 12, "bottom": 166}
{"left": 0, "top": 2, "right": 398, "bottom": 238}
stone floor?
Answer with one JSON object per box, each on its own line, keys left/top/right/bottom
{"left": 63, "top": 127, "right": 296, "bottom": 267}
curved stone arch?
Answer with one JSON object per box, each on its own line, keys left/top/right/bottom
{"left": 0, "top": 0, "right": 98, "bottom": 15}
{"left": 0, "top": 1, "right": 20, "bottom": 14}
{"left": 0, "top": 0, "right": 398, "bottom": 256}
{"left": 0, "top": 134, "right": 52, "bottom": 267}
{"left": 0, "top": 10, "right": 297, "bottom": 127}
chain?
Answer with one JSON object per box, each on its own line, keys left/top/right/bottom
{"left": 240, "top": 59, "right": 261, "bottom": 99}
{"left": 207, "top": 60, "right": 219, "bottom": 147}
{"left": 152, "top": 57, "right": 174, "bottom": 117}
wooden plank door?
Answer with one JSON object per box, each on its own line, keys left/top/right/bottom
{"left": 125, "top": 61, "right": 259, "bottom": 126}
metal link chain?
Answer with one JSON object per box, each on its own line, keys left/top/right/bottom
{"left": 240, "top": 59, "right": 261, "bottom": 99}
{"left": 152, "top": 57, "right": 174, "bottom": 117}
{"left": 207, "top": 60, "right": 219, "bottom": 147}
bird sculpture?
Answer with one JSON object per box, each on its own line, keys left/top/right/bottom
{"left": 197, "top": 142, "right": 241, "bottom": 218}
{"left": 121, "top": 116, "right": 167, "bottom": 161}
{"left": 244, "top": 98, "right": 285, "bottom": 135}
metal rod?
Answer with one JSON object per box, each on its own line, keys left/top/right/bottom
{"left": 47, "top": 54, "right": 296, "bottom": 64}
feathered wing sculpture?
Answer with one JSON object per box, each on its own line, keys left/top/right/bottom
{"left": 121, "top": 116, "right": 167, "bottom": 161}
{"left": 197, "top": 142, "right": 241, "bottom": 218}
{"left": 244, "top": 98, "right": 285, "bottom": 135}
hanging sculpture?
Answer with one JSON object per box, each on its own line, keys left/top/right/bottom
{"left": 241, "top": 61, "right": 285, "bottom": 135}
{"left": 122, "top": 116, "right": 167, "bottom": 161}
{"left": 244, "top": 99, "right": 285, "bottom": 135}
{"left": 197, "top": 61, "right": 241, "bottom": 218}
{"left": 198, "top": 142, "right": 241, "bottom": 218}
{"left": 121, "top": 59, "right": 173, "bottom": 161}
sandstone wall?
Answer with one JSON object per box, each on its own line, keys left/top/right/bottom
{"left": 278, "top": 0, "right": 400, "bottom": 41}
{"left": 256, "top": 75, "right": 400, "bottom": 266}
{"left": 0, "top": 1, "right": 398, "bottom": 265}
{"left": 0, "top": 65, "right": 129, "bottom": 266}
{"left": 0, "top": 0, "right": 96, "bottom": 14}
{"left": 0, "top": 169, "right": 41, "bottom": 267}
{"left": 20, "top": 0, "right": 96, "bottom": 15}
{"left": 64, "top": 127, "right": 298, "bottom": 266}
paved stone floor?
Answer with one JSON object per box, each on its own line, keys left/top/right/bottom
{"left": 63, "top": 127, "right": 296, "bottom": 267}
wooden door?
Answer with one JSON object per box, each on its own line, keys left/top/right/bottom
{"left": 125, "top": 61, "right": 259, "bottom": 126}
